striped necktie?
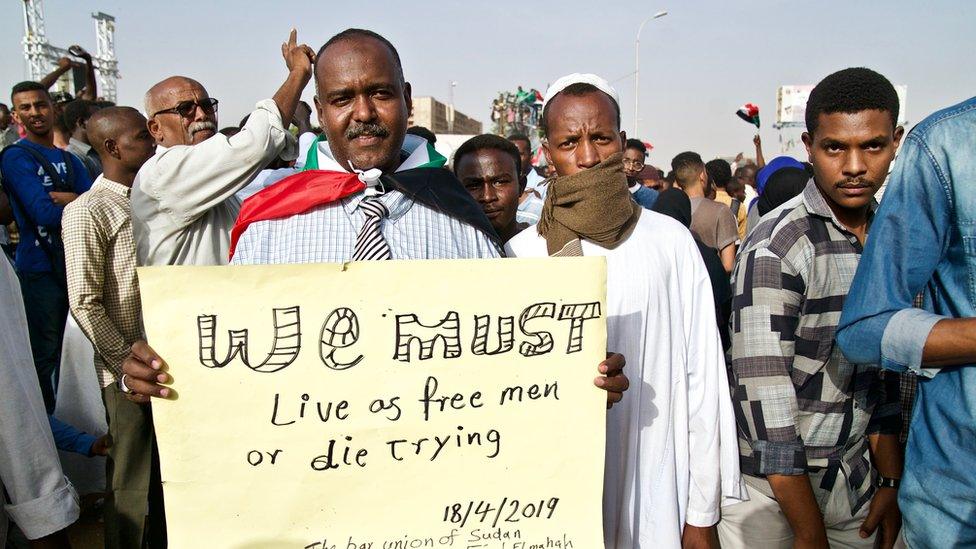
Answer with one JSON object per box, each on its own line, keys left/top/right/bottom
{"left": 352, "top": 197, "right": 392, "bottom": 261}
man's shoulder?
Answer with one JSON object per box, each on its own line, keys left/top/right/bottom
{"left": 910, "top": 96, "right": 976, "bottom": 142}
{"left": 504, "top": 225, "right": 545, "bottom": 257}
{"left": 742, "top": 196, "right": 814, "bottom": 259}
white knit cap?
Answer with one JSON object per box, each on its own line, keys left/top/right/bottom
{"left": 542, "top": 73, "right": 620, "bottom": 109}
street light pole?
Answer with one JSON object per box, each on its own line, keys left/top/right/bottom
{"left": 634, "top": 10, "right": 668, "bottom": 137}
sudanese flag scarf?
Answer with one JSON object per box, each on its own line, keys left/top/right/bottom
{"left": 536, "top": 152, "right": 641, "bottom": 256}
{"left": 229, "top": 134, "right": 499, "bottom": 259}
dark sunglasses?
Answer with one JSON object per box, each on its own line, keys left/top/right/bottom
{"left": 152, "top": 98, "right": 219, "bottom": 119}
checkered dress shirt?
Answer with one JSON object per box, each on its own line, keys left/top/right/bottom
{"left": 63, "top": 176, "right": 142, "bottom": 387}
{"left": 729, "top": 180, "right": 902, "bottom": 514}
{"left": 231, "top": 189, "right": 501, "bottom": 264}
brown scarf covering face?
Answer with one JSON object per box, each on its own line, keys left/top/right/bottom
{"left": 536, "top": 151, "right": 642, "bottom": 256}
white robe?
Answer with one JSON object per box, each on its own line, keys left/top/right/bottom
{"left": 506, "top": 210, "right": 744, "bottom": 548}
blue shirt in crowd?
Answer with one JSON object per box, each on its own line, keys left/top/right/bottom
{"left": 630, "top": 182, "right": 658, "bottom": 210}
{"left": 837, "top": 96, "right": 976, "bottom": 548}
{"left": 0, "top": 139, "right": 92, "bottom": 273}
{"left": 48, "top": 415, "right": 96, "bottom": 456}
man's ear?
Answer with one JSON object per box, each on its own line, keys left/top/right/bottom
{"left": 104, "top": 138, "right": 121, "bottom": 160}
{"left": 541, "top": 139, "right": 553, "bottom": 173}
{"left": 403, "top": 81, "right": 413, "bottom": 119}
{"left": 313, "top": 95, "right": 326, "bottom": 132}
{"left": 147, "top": 116, "right": 163, "bottom": 144}
{"left": 893, "top": 125, "right": 905, "bottom": 150}
{"left": 619, "top": 130, "right": 627, "bottom": 148}
{"left": 801, "top": 131, "right": 814, "bottom": 161}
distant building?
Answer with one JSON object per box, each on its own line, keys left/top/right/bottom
{"left": 408, "top": 97, "right": 482, "bottom": 135}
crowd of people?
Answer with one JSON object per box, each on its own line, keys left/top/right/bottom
{"left": 0, "top": 26, "right": 973, "bottom": 549}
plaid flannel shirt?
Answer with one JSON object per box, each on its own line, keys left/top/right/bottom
{"left": 63, "top": 176, "right": 143, "bottom": 387}
{"left": 729, "top": 180, "right": 901, "bottom": 514}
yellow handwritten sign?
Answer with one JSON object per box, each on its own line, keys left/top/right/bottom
{"left": 139, "top": 258, "right": 607, "bottom": 549}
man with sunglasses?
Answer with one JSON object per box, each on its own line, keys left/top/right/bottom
{"left": 130, "top": 29, "right": 314, "bottom": 267}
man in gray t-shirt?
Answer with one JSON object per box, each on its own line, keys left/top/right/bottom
{"left": 672, "top": 151, "right": 739, "bottom": 272}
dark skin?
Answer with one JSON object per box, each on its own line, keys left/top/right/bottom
{"left": 542, "top": 91, "right": 625, "bottom": 177}
{"left": 802, "top": 110, "right": 904, "bottom": 244}
{"left": 734, "top": 165, "right": 757, "bottom": 190}
{"left": 455, "top": 148, "right": 526, "bottom": 243}
{"left": 88, "top": 107, "right": 156, "bottom": 187}
{"left": 12, "top": 89, "right": 78, "bottom": 207}
{"left": 544, "top": 91, "right": 714, "bottom": 548}
{"left": 770, "top": 109, "right": 905, "bottom": 549}
{"left": 122, "top": 39, "right": 629, "bottom": 409}
{"left": 313, "top": 35, "right": 411, "bottom": 174}
{"left": 622, "top": 147, "right": 645, "bottom": 179}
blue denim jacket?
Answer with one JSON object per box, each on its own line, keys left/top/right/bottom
{"left": 837, "top": 96, "right": 976, "bottom": 549}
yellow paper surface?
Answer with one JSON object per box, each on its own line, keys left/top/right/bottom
{"left": 139, "top": 257, "right": 607, "bottom": 549}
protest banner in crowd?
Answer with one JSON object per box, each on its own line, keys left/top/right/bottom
{"left": 139, "top": 258, "right": 608, "bottom": 548}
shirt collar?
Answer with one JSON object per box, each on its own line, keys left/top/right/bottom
{"left": 94, "top": 174, "right": 131, "bottom": 197}
{"left": 69, "top": 137, "right": 91, "bottom": 154}
{"left": 341, "top": 189, "right": 412, "bottom": 221}
{"left": 307, "top": 134, "right": 447, "bottom": 173}
{"left": 801, "top": 178, "right": 877, "bottom": 231}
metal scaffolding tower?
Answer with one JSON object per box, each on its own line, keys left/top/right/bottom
{"left": 20, "top": 0, "right": 121, "bottom": 101}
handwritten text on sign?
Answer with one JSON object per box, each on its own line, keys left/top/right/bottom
{"left": 139, "top": 258, "right": 607, "bottom": 549}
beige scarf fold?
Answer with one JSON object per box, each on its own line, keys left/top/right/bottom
{"left": 537, "top": 152, "right": 641, "bottom": 256}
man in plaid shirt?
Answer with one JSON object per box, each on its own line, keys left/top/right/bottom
{"left": 62, "top": 107, "right": 160, "bottom": 548}
{"left": 717, "top": 68, "right": 906, "bottom": 548}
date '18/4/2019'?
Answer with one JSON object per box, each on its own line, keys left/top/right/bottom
{"left": 443, "top": 498, "right": 559, "bottom": 529}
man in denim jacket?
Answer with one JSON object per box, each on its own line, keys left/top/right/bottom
{"left": 838, "top": 96, "right": 976, "bottom": 548}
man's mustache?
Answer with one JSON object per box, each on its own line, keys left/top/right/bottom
{"left": 346, "top": 122, "right": 389, "bottom": 140}
{"left": 189, "top": 121, "right": 216, "bottom": 134}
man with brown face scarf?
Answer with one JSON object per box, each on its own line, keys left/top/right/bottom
{"left": 505, "top": 73, "right": 744, "bottom": 549}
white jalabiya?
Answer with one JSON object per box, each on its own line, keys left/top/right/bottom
{"left": 506, "top": 210, "right": 745, "bottom": 548}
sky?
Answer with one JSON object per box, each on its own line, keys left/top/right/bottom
{"left": 2, "top": 0, "right": 974, "bottom": 166}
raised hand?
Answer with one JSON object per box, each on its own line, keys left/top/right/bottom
{"left": 281, "top": 29, "right": 314, "bottom": 77}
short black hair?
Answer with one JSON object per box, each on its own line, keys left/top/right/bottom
{"left": 11, "top": 81, "right": 49, "bottom": 103}
{"left": 625, "top": 138, "right": 646, "bottom": 155}
{"left": 63, "top": 99, "right": 98, "bottom": 131}
{"left": 406, "top": 126, "right": 436, "bottom": 144}
{"left": 705, "top": 158, "right": 732, "bottom": 189}
{"left": 506, "top": 133, "right": 531, "bottom": 149}
{"left": 671, "top": 151, "right": 705, "bottom": 189}
{"left": 805, "top": 67, "right": 899, "bottom": 135}
{"left": 316, "top": 29, "right": 403, "bottom": 83}
{"left": 0, "top": 102, "right": 9, "bottom": 114}
{"left": 541, "top": 83, "right": 620, "bottom": 136}
{"left": 453, "top": 134, "right": 522, "bottom": 181}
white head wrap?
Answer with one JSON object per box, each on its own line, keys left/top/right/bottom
{"left": 542, "top": 73, "right": 620, "bottom": 110}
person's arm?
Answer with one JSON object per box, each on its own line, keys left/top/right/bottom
{"left": 716, "top": 208, "right": 739, "bottom": 272}
{"left": 145, "top": 31, "right": 311, "bottom": 225}
{"left": 731, "top": 245, "right": 827, "bottom": 544}
{"left": 62, "top": 203, "right": 132, "bottom": 380}
{"left": 38, "top": 57, "right": 73, "bottom": 90}
{"left": 837, "top": 133, "right": 955, "bottom": 374}
{"left": 754, "top": 134, "right": 765, "bottom": 169}
{"left": 1, "top": 151, "right": 65, "bottom": 226}
{"left": 68, "top": 46, "right": 97, "bottom": 100}
{"left": 292, "top": 100, "right": 314, "bottom": 135}
{"left": 766, "top": 475, "right": 828, "bottom": 547}
{"left": 47, "top": 416, "right": 96, "bottom": 456}
{"left": 718, "top": 244, "right": 735, "bottom": 274}
{"left": 271, "top": 30, "right": 314, "bottom": 134}
{"left": 0, "top": 260, "right": 80, "bottom": 540}
{"left": 856, "top": 371, "right": 903, "bottom": 548}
